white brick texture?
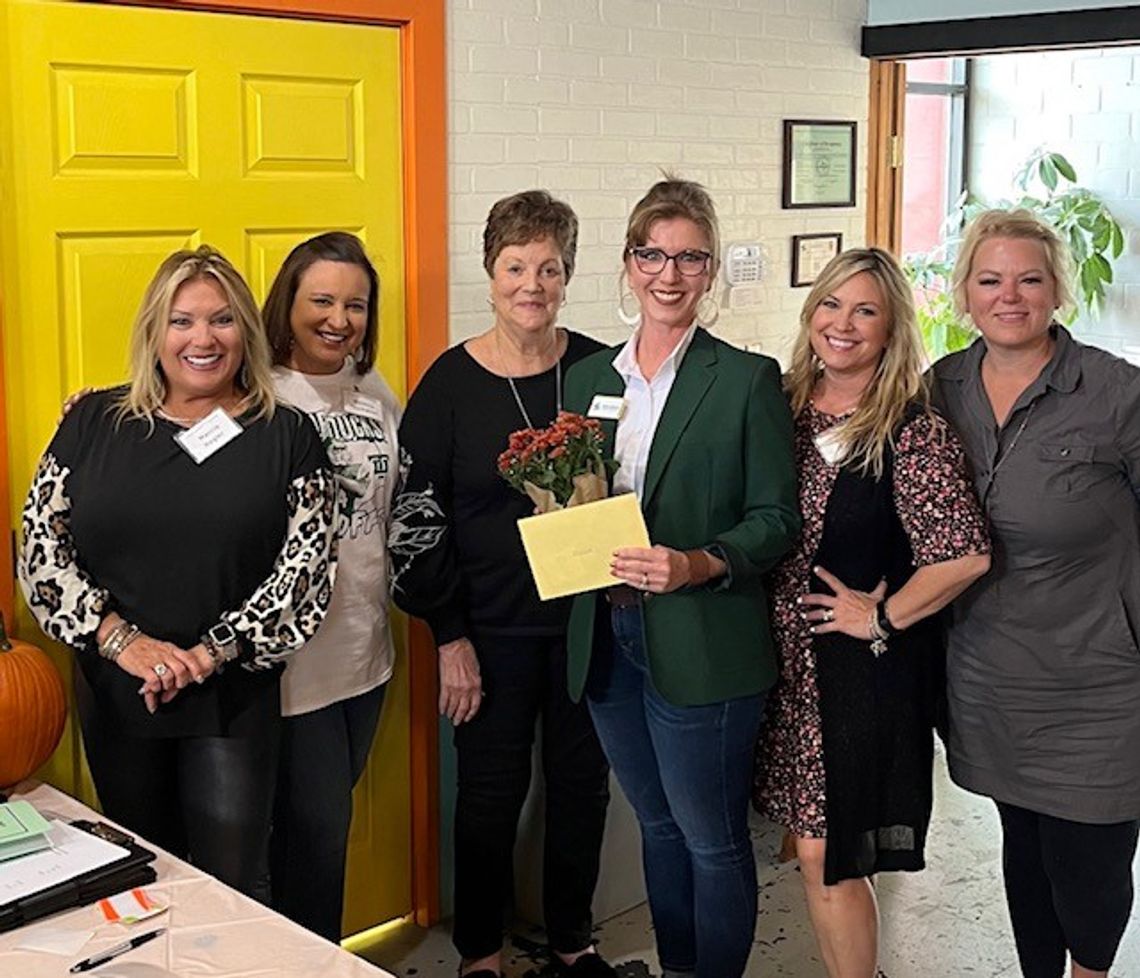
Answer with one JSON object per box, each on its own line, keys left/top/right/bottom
{"left": 447, "top": 0, "right": 871, "bottom": 358}
{"left": 969, "top": 48, "right": 1140, "bottom": 358}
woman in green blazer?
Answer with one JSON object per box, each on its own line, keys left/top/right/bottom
{"left": 563, "top": 177, "right": 799, "bottom": 978}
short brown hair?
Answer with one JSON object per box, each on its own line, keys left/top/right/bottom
{"left": 482, "top": 190, "right": 579, "bottom": 281}
{"left": 624, "top": 176, "right": 721, "bottom": 272}
{"left": 263, "top": 232, "right": 380, "bottom": 376}
{"left": 951, "top": 208, "right": 1075, "bottom": 318}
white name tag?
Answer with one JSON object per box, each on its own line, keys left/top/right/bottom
{"left": 174, "top": 407, "right": 243, "bottom": 464}
{"left": 813, "top": 426, "right": 847, "bottom": 467}
{"left": 587, "top": 394, "right": 624, "bottom": 421}
{"left": 344, "top": 390, "right": 385, "bottom": 421}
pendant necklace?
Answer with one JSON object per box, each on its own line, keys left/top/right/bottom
{"left": 991, "top": 401, "right": 1035, "bottom": 480}
{"left": 496, "top": 329, "right": 561, "bottom": 429}
{"left": 984, "top": 347, "right": 1047, "bottom": 484}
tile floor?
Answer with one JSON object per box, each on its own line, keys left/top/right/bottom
{"left": 360, "top": 746, "right": 1140, "bottom": 977}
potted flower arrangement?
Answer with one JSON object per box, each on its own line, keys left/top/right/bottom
{"left": 498, "top": 411, "right": 618, "bottom": 513}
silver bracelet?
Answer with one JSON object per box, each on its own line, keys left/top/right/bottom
{"left": 98, "top": 621, "right": 139, "bottom": 662}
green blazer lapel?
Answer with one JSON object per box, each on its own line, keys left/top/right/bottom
{"left": 642, "top": 330, "right": 717, "bottom": 506}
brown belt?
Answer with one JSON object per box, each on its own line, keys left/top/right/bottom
{"left": 606, "top": 584, "right": 643, "bottom": 607}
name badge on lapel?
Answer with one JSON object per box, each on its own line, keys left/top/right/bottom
{"left": 587, "top": 394, "right": 624, "bottom": 421}
{"left": 175, "top": 407, "right": 243, "bottom": 464}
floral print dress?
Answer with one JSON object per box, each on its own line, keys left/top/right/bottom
{"left": 754, "top": 403, "right": 989, "bottom": 839}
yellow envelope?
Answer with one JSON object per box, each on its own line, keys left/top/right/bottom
{"left": 518, "top": 493, "right": 650, "bottom": 601}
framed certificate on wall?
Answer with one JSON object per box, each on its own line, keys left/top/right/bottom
{"left": 782, "top": 120, "right": 857, "bottom": 209}
{"left": 791, "top": 232, "right": 843, "bottom": 287}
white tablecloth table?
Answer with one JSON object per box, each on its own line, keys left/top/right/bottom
{"left": 0, "top": 782, "right": 397, "bottom": 977}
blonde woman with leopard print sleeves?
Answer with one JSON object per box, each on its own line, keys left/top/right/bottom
{"left": 18, "top": 246, "right": 336, "bottom": 901}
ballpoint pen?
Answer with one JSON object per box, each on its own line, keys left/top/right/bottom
{"left": 69, "top": 927, "right": 166, "bottom": 973}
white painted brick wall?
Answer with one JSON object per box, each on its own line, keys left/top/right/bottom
{"left": 969, "top": 48, "right": 1140, "bottom": 360}
{"left": 447, "top": 0, "right": 871, "bottom": 363}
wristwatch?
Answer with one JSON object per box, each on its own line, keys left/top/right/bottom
{"left": 202, "top": 621, "right": 240, "bottom": 668}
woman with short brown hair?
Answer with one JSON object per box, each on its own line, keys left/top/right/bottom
{"left": 392, "top": 190, "right": 614, "bottom": 978}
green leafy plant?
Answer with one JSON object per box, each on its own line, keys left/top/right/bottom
{"left": 906, "top": 149, "right": 1126, "bottom": 357}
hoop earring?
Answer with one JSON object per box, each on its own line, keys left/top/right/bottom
{"left": 238, "top": 361, "right": 251, "bottom": 390}
{"left": 617, "top": 288, "right": 641, "bottom": 328}
{"left": 696, "top": 292, "right": 720, "bottom": 327}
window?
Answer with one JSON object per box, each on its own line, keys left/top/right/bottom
{"left": 901, "top": 57, "right": 969, "bottom": 256}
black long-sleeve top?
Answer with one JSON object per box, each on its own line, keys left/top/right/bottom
{"left": 391, "top": 331, "right": 604, "bottom": 644}
{"left": 18, "top": 389, "right": 337, "bottom": 737}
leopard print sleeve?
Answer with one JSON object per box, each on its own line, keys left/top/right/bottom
{"left": 18, "top": 453, "right": 111, "bottom": 649}
{"left": 226, "top": 466, "right": 338, "bottom": 671}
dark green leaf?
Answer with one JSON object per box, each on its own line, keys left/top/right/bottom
{"left": 1050, "top": 153, "right": 1077, "bottom": 182}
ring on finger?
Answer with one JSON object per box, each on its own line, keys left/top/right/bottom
{"left": 823, "top": 609, "right": 835, "bottom": 622}
{"left": 153, "top": 663, "right": 169, "bottom": 678}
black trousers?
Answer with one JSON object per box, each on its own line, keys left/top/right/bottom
{"left": 452, "top": 631, "right": 610, "bottom": 960}
{"left": 270, "top": 683, "right": 387, "bottom": 941}
{"left": 76, "top": 673, "right": 281, "bottom": 901}
{"left": 997, "top": 801, "right": 1140, "bottom": 976}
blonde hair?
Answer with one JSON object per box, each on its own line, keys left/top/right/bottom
{"left": 951, "top": 207, "right": 1075, "bottom": 318}
{"left": 786, "top": 248, "right": 935, "bottom": 479}
{"left": 624, "top": 175, "right": 721, "bottom": 272}
{"left": 118, "top": 245, "right": 276, "bottom": 424}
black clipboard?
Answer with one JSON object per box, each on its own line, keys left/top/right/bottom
{"left": 0, "top": 820, "right": 157, "bottom": 933}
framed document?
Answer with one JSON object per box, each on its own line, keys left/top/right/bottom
{"left": 782, "top": 120, "right": 857, "bottom": 209}
{"left": 791, "top": 232, "right": 843, "bottom": 287}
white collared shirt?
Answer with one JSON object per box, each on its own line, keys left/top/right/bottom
{"left": 611, "top": 322, "right": 699, "bottom": 500}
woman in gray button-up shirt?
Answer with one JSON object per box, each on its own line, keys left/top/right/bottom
{"left": 932, "top": 208, "right": 1140, "bottom": 978}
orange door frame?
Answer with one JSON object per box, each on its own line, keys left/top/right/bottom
{"left": 0, "top": 0, "right": 447, "bottom": 926}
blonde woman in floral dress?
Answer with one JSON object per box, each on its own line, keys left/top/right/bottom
{"left": 754, "top": 248, "right": 991, "bottom": 978}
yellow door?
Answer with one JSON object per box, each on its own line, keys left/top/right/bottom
{"left": 0, "top": 0, "right": 411, "bottom": 934}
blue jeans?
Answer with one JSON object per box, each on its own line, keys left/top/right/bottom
{"left": 587, "top": 605, "right": 765, "bottom": 978}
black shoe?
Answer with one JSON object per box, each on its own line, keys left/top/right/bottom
{"left": 553, "top": 953, "right": 618, "bottom": 977}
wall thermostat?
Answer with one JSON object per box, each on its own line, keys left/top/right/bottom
{"left": 724, "top": 242, "right": 766, "bottom": 286}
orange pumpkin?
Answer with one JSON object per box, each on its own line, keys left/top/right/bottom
{"left": 0, "top": 614, "right": 66, "bottom": 789}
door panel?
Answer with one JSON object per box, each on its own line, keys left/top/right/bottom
{"left": 0, "top": 0, "right": 409, "bottom": 933}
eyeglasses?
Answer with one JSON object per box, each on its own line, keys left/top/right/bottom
{"left": 627, "top": 247, "right": 712, "bottom": 277}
